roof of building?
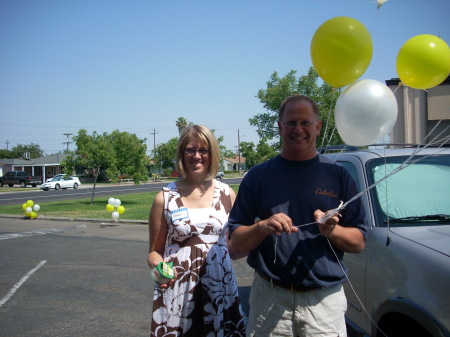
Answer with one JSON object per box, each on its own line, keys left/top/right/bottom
{"left": 0, "top": 153, "right": 73, "bottom": 166}
{"left": 224, "top": 154, "right": 246, "bottom": 164}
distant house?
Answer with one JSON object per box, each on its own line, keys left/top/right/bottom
{"left": 0, "top": 153, "right": 74, "bottom": 182}
{"left": 221, "top": 155, "right": 246, "bottom": 172}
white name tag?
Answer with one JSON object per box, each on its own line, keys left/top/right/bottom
{"left": 170, "top": 207, "right": 189, "bottom": 221}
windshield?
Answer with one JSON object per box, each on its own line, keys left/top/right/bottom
{"left": 367, "top": 154, "right": 450, "bottom": 227}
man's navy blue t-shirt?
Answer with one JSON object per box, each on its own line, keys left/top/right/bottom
{"left": 228, "top": 154, "right": 367, "bottom": 288}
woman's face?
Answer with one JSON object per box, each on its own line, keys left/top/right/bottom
{"left": 183, "top": 136, "right": 211, "bottom": 178}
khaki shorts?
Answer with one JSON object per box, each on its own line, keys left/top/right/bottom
{"left": 247, "top": 272, "right": 347, "bottom": 337}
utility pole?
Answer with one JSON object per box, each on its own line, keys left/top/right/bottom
{"left": 150, "top": 129, "right": 158, "bottom": 152}
{"left": 5, "top": 140, "right": 10, "bottom": 150}
{"left": 150, "top": 129, "right": 160, "bottom": 174}
{"left": 63, "top": 133, "right": 72, "bottom": 152}
{"left": 238, "top": 129, "right": 241, "bottom": 173}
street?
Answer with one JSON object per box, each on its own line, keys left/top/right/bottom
{"left": 0, "top": 216, "right": 252, "bottom": 337}
{"left": 0, "top": 178, "right": 243, "bottom": 206}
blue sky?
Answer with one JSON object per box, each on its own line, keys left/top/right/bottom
{"left": 1, "top": 0, "right": 449, "bottom": 155}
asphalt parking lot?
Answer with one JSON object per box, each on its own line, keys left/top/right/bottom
{"left": 0, "top": 216, "right": 253, "bottom": 337}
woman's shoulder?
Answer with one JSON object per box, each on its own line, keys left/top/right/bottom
{"left": 214, "top": 179, "right": 228, "bottom": 191}
{"left": 162, "top": 181, "right": 178, "bottom": 191}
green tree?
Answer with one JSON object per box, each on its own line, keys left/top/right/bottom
{"left": 240, "top": 140, "right": 278, "bottom": 169}
{"left": 67, "top": 129, "right": 148, "bottom": 204}
{"left": 11, "top": 143, "right": 44, "bottom": 158}
{"left": 107, "top": 130, "right": 148, "bottom": 184}
{"left": 0, "top": 149, "right": 19, "bottom": 159}
{"left": 176, "top": 117, "right": 192, "bottom": 135}
{"left": 153, "top": 137, "right": 178, "bottom": 170}
{"left": 251, "top": 67, "right": 342, "bottom": 149}
{"left": 70, "top": 130, "right": 113, "bottom": 204}
{"left": 60, "top": 152, "right": 79, "bottom": 175}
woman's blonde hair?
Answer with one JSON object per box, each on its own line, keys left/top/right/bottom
{"left": 175, "top": 125, "right": 220, "bottom": 180}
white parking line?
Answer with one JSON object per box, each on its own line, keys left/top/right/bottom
{"left": 0, "top": 225, "right": 87, "bottom": 240}
{"left": 0, "top": 260, "right": 47, "bottom": 307}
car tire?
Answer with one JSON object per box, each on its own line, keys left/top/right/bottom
{"left": 8, "top": 184, "right": 13, "bottom": 187}
{"left": 55, "top": 184, "right": 60, "bottom": 190}
{"left": 73, "top": 183, "right": 79, "bottom": 189}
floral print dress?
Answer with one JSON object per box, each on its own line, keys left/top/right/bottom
{"left": 151, "top": 181, "right": 246, "bottom": 337}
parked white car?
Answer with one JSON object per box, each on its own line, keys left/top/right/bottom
{"left": 40, "top": 176, "right": 81, "bottom": 191}
{"left": 45, "top": 174, "right": 80, "bottom": 183}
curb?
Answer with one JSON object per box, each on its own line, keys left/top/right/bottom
{"left": 0, "top": 214, "right": 147, "bottom": 225}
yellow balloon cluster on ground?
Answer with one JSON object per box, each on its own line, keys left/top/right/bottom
{"left": 21, "top": 199, "right": 40, "bottom": 219}
{"left": 106, "top": 197, "right": 126, "bottom": 222}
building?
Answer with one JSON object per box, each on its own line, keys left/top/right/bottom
{"left": 386, "top": 76, "right": 449, "bottom": 146}
{"left": 221, "top": 154, "right": 246, "bottom": 172}
{"left": 0, "top": 153, "right": 73, "bottom": 182}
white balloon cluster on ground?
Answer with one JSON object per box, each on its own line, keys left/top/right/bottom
{"left": 106, "top": 197, "right": 126, "bottom": 222}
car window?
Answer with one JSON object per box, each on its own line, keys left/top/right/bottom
{"left": 367, "top": 155, "right": 450, "bottom": 225}
{"left": 336, "top": 161, "right": 360, "bottom": 186}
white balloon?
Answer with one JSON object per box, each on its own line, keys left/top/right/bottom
{"left": 33, "top": 204, "right": 40, "bottom": 212}
{"left": 112, "top": 211, "right": 120, "bottom": 219}
{"left": 108, "top": 197, "right": 115, "bottom": 205}
{"left": 114, "top": 199, "right": 121, "bottom": 207}
{"left": 26, "top": 207, "right": 33, "bottom": 213}
{"left": 335, "top": 79, "right": 398, "bottom": 146}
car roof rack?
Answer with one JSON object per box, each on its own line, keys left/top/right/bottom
{"left": 371, "top": 143, "right": 450, "bottom": 148}
{"left": 317, "top": 145, "right": 359, "bottom": 153}
{"left": 318, "top": 143, "right": 449, "bottom": 154}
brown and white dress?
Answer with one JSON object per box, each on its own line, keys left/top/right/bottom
{"left": 151, "top": 180, "right": 246, "bottom": 337}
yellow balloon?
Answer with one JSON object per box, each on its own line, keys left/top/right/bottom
{"left": 117, "top": 206, "right": 125, "bottom": 214}
{"left": 26, "top": 200, "right": 34, "bottom": 207}
{"left": 30, "top": 212, "right": 38, "bottom": 219}
{"left": 106, "top": 204, "right": 115, "bottom": 212}
{"left": 22, "top": 203, "right": 27, "bottom": 210}
{"left": 396, "top": 34, "right": 450, "bottom": 89}
{"left": 310, "top": 16, "right": 372, "bottom": 88}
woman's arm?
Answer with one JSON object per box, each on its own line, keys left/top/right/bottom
{"left": 147, "top": 191, "right": 175, "bottom": 288}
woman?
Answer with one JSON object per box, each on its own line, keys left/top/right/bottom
{"left": 148, "top": 125, "right": 246, "bottom": 336}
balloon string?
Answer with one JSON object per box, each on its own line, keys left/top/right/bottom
{"left": 273, "top": 120, "right": 448, "bottom": 332}
{"left": 284, "top": 120, "right": 450, "bottom": 232}
{"left": 326, "top": 237, "right": 389, "bottom": 337}
{"left": 320, "top": 90, "right": 339, "bottom": 148}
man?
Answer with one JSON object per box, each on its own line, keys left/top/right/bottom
{"left": 228, "top": 94, "right": 368, "bottom": 337}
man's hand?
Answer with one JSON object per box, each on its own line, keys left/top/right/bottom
{"left": 314, "top": 209, "right": 340, "bottom": 237}
{"left": 257, "top": 213, "right": 299, "bottom": 236}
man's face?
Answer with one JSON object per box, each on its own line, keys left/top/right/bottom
{"left": 278, "top": 100, "right": 322, "bottom": 160}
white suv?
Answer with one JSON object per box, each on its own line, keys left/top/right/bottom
{"left": 324, "top": 146, "right": 450, "bottom": 337}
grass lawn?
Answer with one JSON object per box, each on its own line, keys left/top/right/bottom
{"left": 0, "top": 185, "right": 240, "bottom": 221}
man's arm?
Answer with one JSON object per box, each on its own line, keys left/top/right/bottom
{"left": 230, "top": 213, "right": 299, "bottom": 253}
{"left": 314, "top": 209, "right": 365, "bottom": 253}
